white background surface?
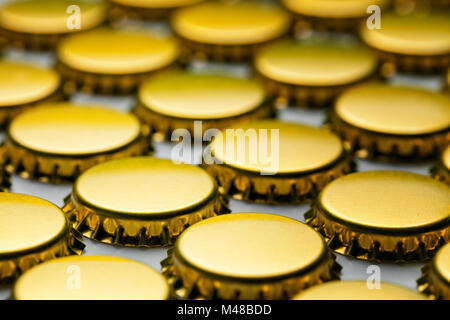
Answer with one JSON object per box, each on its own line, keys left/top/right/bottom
{"left": 0, "top": 0, "right": 447, "bottom": 299}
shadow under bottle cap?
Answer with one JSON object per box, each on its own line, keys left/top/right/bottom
{"left": 63, "top": 157, "right": 230, "bottom": 247}
{"left": 431, "top": 145, "right": 450, "bottom": 185}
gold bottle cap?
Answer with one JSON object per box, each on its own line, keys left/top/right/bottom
{"left": 112, "top": 0, "right": 203, "bottom": 7}
{"left": 162, "top": 212, "right": 341, "bottom": 299}
{"left": 63, "top": 157, "right": 230, "bottom": 247}
{"left": 0, "top": 193, "right": 84, "bottom": 283}
{"left": 418, "top": 242, "right": 450, "bottom": 299}
{"left": 255, "top": 39, "right": 377, "bottom": 107}
{"left": 0, "top": 0, "right": 106, "bottom": 49}
{"left": 431, "top": 145, "right": 450, "bottom": 185}
{"left": 305, "top": 170, "right": 450, "bottom": 262}
{"left": 360, "top": 11, "right": 450, "bottom": 74}
{"left": 13, "top": 256, "right": 169, "bottom": 300}
{"left": 135, "top": 70, "right": 272, "bottom": 138}
{"left": 109, "top": 0, "right": 205, "bottom": 21}
{"left": 293, "top": 280, "right": 426, "bottom": 300}
{"left": 0, "top": 61, "right": 61, "bottom": 126}
{"left": 3, "top": 102, "right": 150, "bottom": 183}
{"left": 283, "top": 0, "right": 389, "bottom": 19}
{"left": 56, "top": 27, "right": 179, "bottom": 94}
{"left": 447, "top": 67, "right": 450, "bottom": 89}
{"left": 282, "top": 0, "right": 390, "bottom": 32}
{"left": 172, "top": 1, "right": 291, "bottom": 62}
{"left": 330, "top": 83, "right": 450, "bottom": 160}
{"left": 204, "top": 120, "right": 354, "bottom": 204}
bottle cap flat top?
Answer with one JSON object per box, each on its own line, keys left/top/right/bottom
{"left": 139, "top": 71, "right": 265, "bottom": 119}
{"left": 172, "top": 1, "right": 291, "bottom": 45}
{"left": 175, "top": 213, "right": 326, "bottom": 279}
{"left": 319, "top": 171, "right": 450, "bottom": 231}
{"left": 360, "top": 12, "right": 450, "bottom": 56}
{"left": 255, "top": 39, "right": 377, "bottom": 86}
{"left": 0, "top": 0, "right": 106, "bottom": 34}
{"left": 57, "top": 28, "right": 178, "bottom": 75}
{"left": 282, "top": 0, "right": 389, "bottom": 18}
{"left": 293, "top": 281, "right": 426, "bottom": 300}
{"left": 73, "top": 157, "right": 216, "bottom": 217}
{"left": 111, "top": 0, "right": 204, "bottom": 8}
{"left": 14, "top": 256, "right": 169, "bottom": 300}
{"left": 335, "top": 83, "right": 450, "bottom": 135}
{"left": 211, "top": 120, "right": 344, "bottom": 174}
{"left": 0, "top": 61, "right": 60, "bottom": 107}
{"left": 0, "top": 193, "right": 67, "bottom": 257}
{"left": 9, "top": 103, "right": 141, "bottom": 156}
{"left": 435, "top": 243, "right": 450, "bottom": 283}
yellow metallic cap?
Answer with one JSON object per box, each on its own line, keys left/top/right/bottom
{"left": 360, "top": 11, "right": 450, "bottom": 74}
{"left": 112, "top": 0, "right": 203, "bottom": 8}
{"left": 13, "top": 256, "right": 169, "bottom": 300}
{"left": 431, "top": 145, "right": 450, "bottom": 185}
{"left": 293, "top": 280, "right": 426, "bottom": 300}
{"left": 447, "top": 67, "right": 450, "bottom": 90}
{"left": 162, "top": 213, "right": 341, "bottom": 299}
{"left": 0, "top": 154, "right": 10, "bottom": 192}
{"left": 63, "top": 157, "right": 230, "bottom": 247}
{"left": 283, "top": 0, "right": 390, "bottom": 33}
{"left": 134, "top": 70, "right": 272, "bottom": 139}
{"left": 255, "top": 39, "right": 377, "bottom": 107}
{"left": 418, "top": 242, "right": 450, "bottom": 299}
{"left": 172, "top": 1, "right": 291, "bottom": 62}
{"left": 0, "top": 0, "right": 106, "bottom": 49}
{"left": 0, "top": 193, "right": 84, "bottom": 283}
{"left": 109, "top": 0, "right": 205, "bottom": 21}
{"left": 283, "top": 0, "right": 389, "bottom": 18}
{"left": 204, "top": 120, "right": 354, "bottom": 204}
{"left": 330, "top": 83, "right": 450, "bottom": 161}
{"left": 0, "top": 60, "right": 61, "bottom": 126}
{"left": 305, "top": 170, "right": 450, "bottom": 262}
{"left": 56, "top": 27, "right": 179, "bottom": 94}
{"left": 3, "top": 102, "right": 151, "bottom": 183}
